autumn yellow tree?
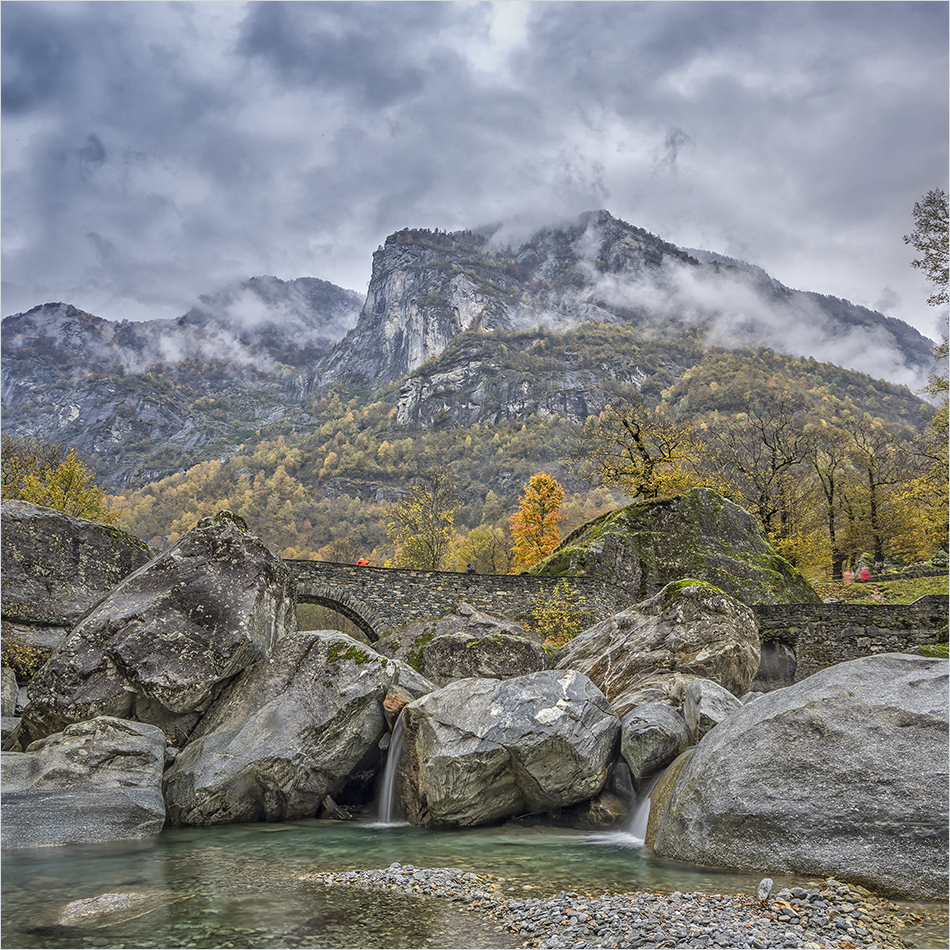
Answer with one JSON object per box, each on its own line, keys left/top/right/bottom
{"left": 445, "top": 524, "right": 514, "bottom": 574}
{"left": 1, "top": 436, "right": 118, "bottom": 524}
{"left": 894, "top": 339, "right": 950, "bottom": 560}
{"left": 509, "top": 472, "right": 566, "bottom": 571}
{"left": 2, "top": 436, "right": 67, "bottom": 498}
{"left": 573, "top": 399, "right": 707, "bottom": 499}
{"left": 386, "top": 466, "right": 459, "bottom": 569}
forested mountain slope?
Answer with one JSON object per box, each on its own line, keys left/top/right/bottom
{"left": 2, "top": 211, "right": 936, "bottom": 492}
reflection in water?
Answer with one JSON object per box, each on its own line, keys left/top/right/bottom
{"left": 1, "top": 820, "right": 945, "bottom": 949}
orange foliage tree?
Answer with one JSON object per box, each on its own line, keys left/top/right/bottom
{"left": 509, "top": 472, "right": 566, "bottom": 571}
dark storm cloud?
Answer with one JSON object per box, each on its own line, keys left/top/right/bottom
{"left": 2, "top": 1, "right": 947, "bottom": 345}
{"left": 236, "top": 1, "right": 458, "bottom": 106}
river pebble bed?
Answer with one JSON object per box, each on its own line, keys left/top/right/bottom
{"left": 302, "top": 864, "right": 935, "bottom": 949}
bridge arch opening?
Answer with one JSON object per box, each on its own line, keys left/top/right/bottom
{"left": 296, "top": 592, "right": 385, "bottom": 643}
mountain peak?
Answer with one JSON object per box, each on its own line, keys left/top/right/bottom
{"left": 317, "top": 211, "right": 933, "bottom": 391}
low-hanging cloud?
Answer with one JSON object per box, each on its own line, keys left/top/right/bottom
{"left": 573, "top": 241, "right": 931, "bottom": 391}
{"left": 1, "top": 0, "right": 947, "bottom": 363}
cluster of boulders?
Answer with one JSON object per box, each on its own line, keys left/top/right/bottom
{"left": 1, "top": 500, "right": 947, "bottom": 903}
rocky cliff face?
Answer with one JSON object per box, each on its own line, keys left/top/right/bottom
{"left": 318, "top": 229, "right": 520, "bottom": 387}
{"left": 393, "top": 331, "right": 650, "bottom": 427}
{"left": 317, "top": 210, "right": 935, "bottom": 401}
{"left": 1, "top": 278, "right": 362, "bottom": 486}
{"left": 319, "top": 211, "right": 697, "bottom": 388}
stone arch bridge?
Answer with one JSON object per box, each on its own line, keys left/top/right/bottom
{"left": 283, "top": 560, "right": 632, "bottom": 642}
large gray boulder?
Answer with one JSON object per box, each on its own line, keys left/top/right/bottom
{"left": 419, "top": 631, "right": 550, "bottom": 687}
{"left": 1, "top": 716, "right": 167, "bottom": 847}
{"left": 649, "top": 654, "right": 949, "bottom": 900}
{"left": 537, "top": 488, "right": 819, "bottom": 605}
{"left": 18, "top": 510, "right": 297, "bottom": 746}
{"left": 1, "top": 500, "right": 153, "bottom": 649}
{"left": 376, "top": 602, "right": 534, "bottom": 674}
{"left": 398, "top": 669, "right": 620, "bottom": 828}
{"left": 682, "top": 678, "right": 742, "bottom": 743}
{"left": 620, "top": 701, "right": 691, "bottom": 792}
{"left": 556, "top": 580, "right": 760, "bottom": 717}
{"left": 163, "top": 632, "right": 399, "bottom": 825}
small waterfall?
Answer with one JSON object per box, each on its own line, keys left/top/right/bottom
{"left": 626, "top": 770, "right": 664, "bottom": 845}
{"left": 584, "top": 767, "right": 667, "bottom": 850}
{"left": 374, "top": 712, "right": 408, "bottom": 826}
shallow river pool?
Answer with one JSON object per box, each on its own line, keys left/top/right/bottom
{"left": 1, "top": 820, "right": 946, "bottom": 949}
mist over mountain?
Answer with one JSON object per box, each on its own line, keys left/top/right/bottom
{"left": 1, "top": 210, "right": 938, "bottom": 488}
{"left": 1, "top": 278, "right": 362, "bottom": 484}
{"left": 317, "top": 211, "right": 934, "bottom": 393}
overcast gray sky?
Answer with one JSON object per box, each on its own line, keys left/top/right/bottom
{"left": 3, "top": 1, "right": 947, "bottom": 341}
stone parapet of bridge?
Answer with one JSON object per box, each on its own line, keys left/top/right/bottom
{"left": 751, "top": 595, "right": 948, "bottom": 688}
{"left": 283, "top": 559, "right": 632, "bottom": 642}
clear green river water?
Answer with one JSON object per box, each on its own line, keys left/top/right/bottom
{"left": 1, "top": 820, "right": 946, "bottom": 949}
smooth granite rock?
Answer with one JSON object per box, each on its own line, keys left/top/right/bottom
{"left": 163, "top": 632, "right": 400, "bottom": 824}
{"left": 2, "top": 716, "right": 166, "bottom": 848}
{"left": 556, "top": 579, "right": 760, "bottom": 717}
{"left": 18, "top": 510, "right": 297, "bottom": 746}
{"left": 649, "top": 654, "right": 949, "bottom": 900}
{"left": 0, "top": 499, "right": 152, "bottom": 632}
{"left": 399, "top": 669, "right": 620, "bottom": 828}
{"left": 620, "top": 701, "right": 692, "bottom": 792}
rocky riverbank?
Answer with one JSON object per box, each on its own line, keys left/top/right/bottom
{"left": 303, "top": 864, "right": 942, "bottom": 949}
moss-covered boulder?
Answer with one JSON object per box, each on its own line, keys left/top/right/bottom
{"left": 535, "top": 488, "right": 819, "bottom": 605}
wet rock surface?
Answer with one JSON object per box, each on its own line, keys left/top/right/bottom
{"left": 306, "top": 865, "right": 917, "bottom": 949}
{"left": 1, "top": 716, "right": 167, "bottom": 847}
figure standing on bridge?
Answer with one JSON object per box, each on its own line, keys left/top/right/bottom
{"left": 466, "top": 563, "right": 475, "bottom": 574}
